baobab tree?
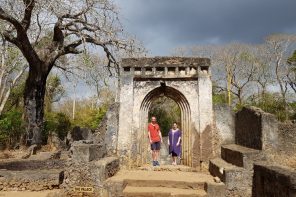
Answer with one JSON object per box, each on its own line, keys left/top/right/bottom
{"left": 0, "top": 0, "right": 137, "bottom": 146}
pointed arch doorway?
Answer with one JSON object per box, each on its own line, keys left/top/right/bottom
{"left": 139, "top": 85, "right": 192, "bottom": 166}
{"left": 117, "top": 57, "right": 214, "bottom": 168}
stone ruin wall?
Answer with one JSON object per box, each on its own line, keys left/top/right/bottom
{"left": 213, "top": 104, "right": 235, "bottom": 157}
{"left": 235, "top": 106, "right": 279, "bottom": 151}
{"left": 234, "top": 106, "right": 296, "bottom": 196}
{"left": 235, "top": 106, "right": 296, "bottom": 165}
{"left": 253, "top": 163, "right": 296, "bottom": 197}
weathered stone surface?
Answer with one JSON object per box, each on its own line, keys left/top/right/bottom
{"left": 47, "top": 133, "right": 67, "bottom": 151}
{"left": 235, "top": 106, "right": 278, "bottom": 151}
{"left": 62, "top": 157, "right": 120, "bottom": 196}
{"left": 121, "top": 57, "right": 210, "bottom": 68}
{"left": 209, "top": 157, "right": 252, "bottom": 192}
{"left": 278, "top": 122, "right": 296, "bottom": 154}
{"left": 118, "top": 57, "right": 214, "bottom": 168}
{"left": 71, "top": 141, "right": 106, "bottom": 162}
{"left": 252, "top": 162, "right": 296, "bottom": 197}
{"left": 66, "top": 126, "right": 94, "bottom": 147}
{"left": 0, "top": 158, "right": 65, "bottom": 171}
{"left": 221, "top": 144, "right": 264, "bottom": 170}
{"left": 0, "top": 169, "right": 64, "bottom": 191}
{"left": 205, "top": 182, "right": 226, "bottom": 197}
{"left": 94, "top": 103, "right": 119, "bottom": 156}
{"left": 105, "top": 169, "right": 225, "bottom": 197}
{"left": 214, "top": 104, "right": 235, "bottom": 145}
{"left": 21, "top": 144, "right": 38, "bottom": 159}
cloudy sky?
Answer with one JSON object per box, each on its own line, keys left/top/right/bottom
{"left": 114, "top": 0, "right": 296, "bottom": 55}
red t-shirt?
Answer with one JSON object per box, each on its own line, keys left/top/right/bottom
{"left": 148, "top": 123, "right": 161, "bottom": 142}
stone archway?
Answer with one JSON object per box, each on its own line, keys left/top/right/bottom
{"left": 139, "top": 85, "right": 192, "bottom": 166}
{"left": 117, "top": 57, "right": 214, "bottom": 168}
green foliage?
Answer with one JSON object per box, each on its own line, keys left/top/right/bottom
{"left": 289, "top": 102, "right": 296, "bottom": 120}
{"left": 72, "top": 106, "right": 107, "bottom": 129}
{"left": 213, "top": 93, "right": 227, "bottom": 105}
{"left": 212, "top": 84, "right": 228, "bottom": 105}
{"left": 288, "top": 50, "right": 296, "bottom": 65}
{"left": 149, "top": 96, "right": 181, "bottom": 136}
{"left": 45, "top": 75, "right": 65, "bottom": 112}
{"left": 44, "top": 112, "right": 71, "bottom": 142}
{"left": 0, "top": 109, "right": 25, "bottom": 147}
{"left": 248, "top": 92, "right": 289, "bottom": 121}
{"left": 3, "top": 81, "right": 26, "bottom": 112}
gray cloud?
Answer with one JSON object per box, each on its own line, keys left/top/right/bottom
{"left": 115, "top": 0, "right": 296, "bottom": 55}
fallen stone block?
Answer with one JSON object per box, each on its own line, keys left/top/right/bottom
{"left": 71, "top": 141, "right": 106, "bottom": 162}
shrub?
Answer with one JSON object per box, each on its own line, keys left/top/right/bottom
{"left": 0, "top": 109, "right": 24, "bottom": 148}
{"left": 44, "top": 112, "right": 71, "bottom": 142}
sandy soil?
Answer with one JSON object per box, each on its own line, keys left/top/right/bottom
{"left": 0, "top": 189, "right": 60, "bottom": 197}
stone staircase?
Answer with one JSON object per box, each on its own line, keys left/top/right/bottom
{"left": 209, "top": 144, "right": 265, "bottom": 196}
{"left": 105, "top": 165, "right": 225, "bottom": 197}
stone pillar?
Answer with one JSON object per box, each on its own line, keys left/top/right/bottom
{"left": 197, "top": 69, "right": 214, "bottom": 165}
{"left": 117, "top": 71, "right": 134, "bottom": 164}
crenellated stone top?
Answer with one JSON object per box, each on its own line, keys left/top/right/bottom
{"left": 121, "top": 57, "right": 210, "bottom": 78}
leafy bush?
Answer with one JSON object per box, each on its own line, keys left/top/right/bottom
{"left": 72, "top": 106, "right": 107, "bottom": 129}
{"left": 44, "top": 112, "right": 71, "bottom": 142}
{"left": 0, "top": 109, "right": 24, "bottom": 148}
{"left": 248, "top": 92, "right": 291, "bottom": 121}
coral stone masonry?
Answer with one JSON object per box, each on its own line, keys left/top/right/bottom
{"left": 117, "top": 57, "right": 219, "bottom": 167}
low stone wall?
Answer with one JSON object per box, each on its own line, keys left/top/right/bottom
{"left": 0, "top": 159, "right": 65, "bottom": 170}
{"left": 0, "top": 169, "right": 64, "bottom": 191}
{"left": 252, "top": 162, "right": 296, "bottom": 197}
{"left": 235, "top": 106, "right": 278, "bottom": 151}
{"left": 0, "top": 155, "right": 66, "bottom": 192}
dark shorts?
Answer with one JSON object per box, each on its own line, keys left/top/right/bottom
{"left": 151, "top": 141, "right": 161, "bottom": 150}
{"left": 171, "top": 151, "right": 178, "bottom": 157}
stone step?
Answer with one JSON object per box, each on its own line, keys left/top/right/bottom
{"left": 0, "top": 169, "right": 64, "bottom": 191}
{"left": 221, "top": 144, "right": 263, "bottom": 170}
{"left": 138, "top": 165, "right": 194, "bottom": 172}
{"left": 105, "top": 169, "right": 225, "bottom": 196}
{"left": 105, "top": 170, "right": 222, "bottom": 196}
{"left": 123, "top": 186, "right": 207, "bottom": 197}
{"left": 209, "top": 157, "right": 252, "bottom": 190}
{"left": 123, "top": 174, "right": 206, "bottom": 190}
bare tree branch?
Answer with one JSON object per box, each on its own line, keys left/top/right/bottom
{"left": 21, "top": 0, "right": 35, "bottom": 31}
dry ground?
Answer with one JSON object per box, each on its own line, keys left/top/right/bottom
{"left": 0, "top": 189, "right": 61, "bottom": 197}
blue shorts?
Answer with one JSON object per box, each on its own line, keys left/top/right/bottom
{"left": 151, "top": 141, "right": 161, "bottom": 150}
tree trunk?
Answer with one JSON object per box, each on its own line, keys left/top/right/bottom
{"left": 24, "top": 65, "right": 48, "bottom": 146}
